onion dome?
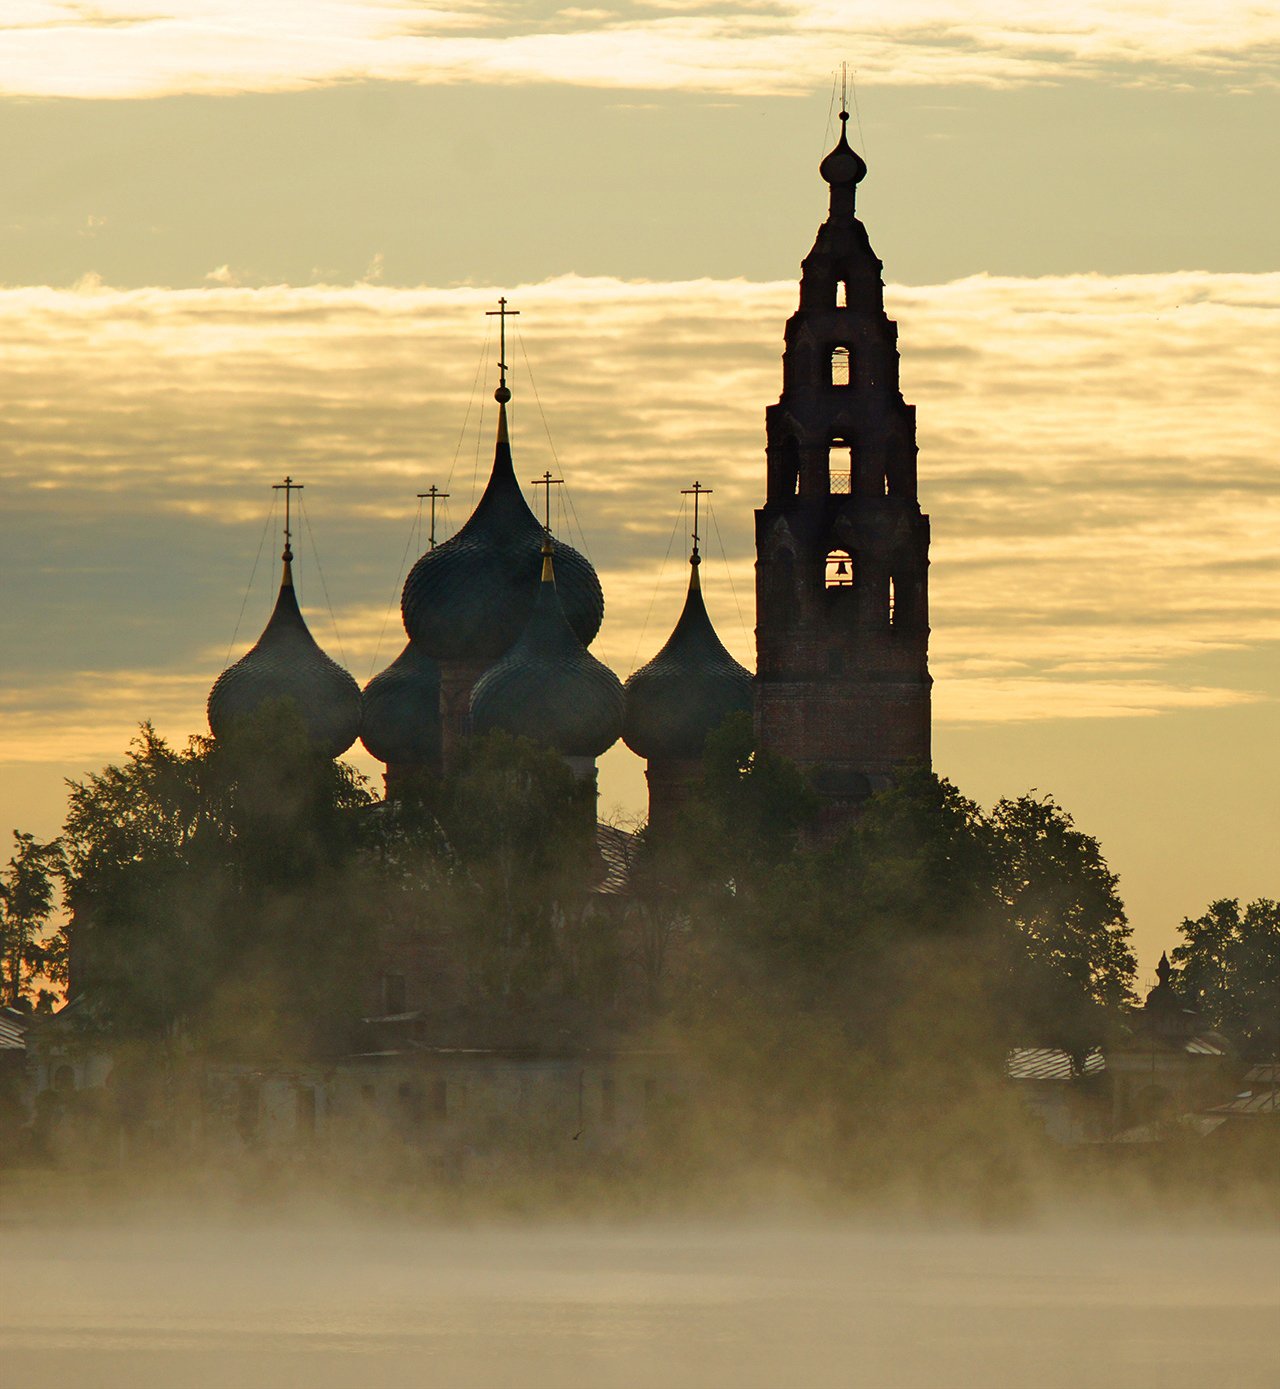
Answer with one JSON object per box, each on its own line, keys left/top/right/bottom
{"left": 820, "top": 109, "right": 867, "bottom": 188}
{"left": 401, "top": 389, "right": 603, "bottom": 662}
{"left": 208, "top": 493, "right": 360, "bottom": 759}
{"left": 470, "top": 542, "right": 623, "bottom": 758}
{"left": 623, "top": 548, "right": 751, "bottom": 761}
{"left": 359, "top": 641, "right": 441, "bottom": 767}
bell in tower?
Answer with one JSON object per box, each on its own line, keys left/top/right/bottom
{"left": 754, "top": 98, "right": 932, "bottom": 821}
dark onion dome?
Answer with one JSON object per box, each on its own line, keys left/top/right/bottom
{"left": 623, "top": 554, "right": 751, "bottom": 761}
{"left": 819, "top": 109, "right": 867, "bottom": 187}
{"left": 401, "top": 400, "right": 603, "bottom": 662}
{"left": 359, "top": 641, "right": 441, "bottom": 766}
{"left": 470, "top": 545, "right": 623, "bottom": 759}
{"left": 208, "top": 547, "right": 361, "bottom": 759}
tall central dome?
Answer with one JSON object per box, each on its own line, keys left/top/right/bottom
{"left": 400, "top": 352, "right": 603, "bottom": 663}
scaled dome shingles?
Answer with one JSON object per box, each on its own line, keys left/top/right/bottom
{"left": 360, "top": 641, "right": 442, "bottom": 766}
{"left": 208, "top": 577, "right": 361, "bottom": 759}
{"left": 623, "top": 565, "right": 751, "bottom": 761}
{"left": 470, "top": 568, "right": 624, "bottom": 759}
{"left": 401, "top": 419, "right": 603, "bottom": 663}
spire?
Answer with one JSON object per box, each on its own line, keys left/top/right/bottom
{"left": 819, "top": 86, "right": 867, "bottom": 196}
{"left": 680, "top": 480, "right": 711, "bottom": 581}
{"left": 271, "top": 476, "right": 303, "bottom": 587}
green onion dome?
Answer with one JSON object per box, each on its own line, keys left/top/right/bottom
{"left": 470, "top": 548, "right": 623, "bottom": 759}
{"left": 359, "top": 640, "right": 441, "bottom": 767}
{"left": 623, "top": 555, "right": 751, "bottom": 761}
{"left": 401, "top": 401, "right": 603, "bottom": 662}
{"left": 208, "top": 549, "right": 361, "bottom": 759}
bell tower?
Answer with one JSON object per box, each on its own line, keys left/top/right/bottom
{"left": 754, "top": 104, "right": 931, "bottom": 812}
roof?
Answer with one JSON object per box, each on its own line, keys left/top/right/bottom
{"left": 360, "top": 640, "right": 441, "bottom": 766}
{"left": 1006, "top": 1047, "right": 1104, "bottom": 1081}
{"left": 0, "top": 1009, "right": 26, "bottom": 1051}
{"left": 470, "top": 562, "right": 623, "bottom": 758}
{"left": 208, "top": 560, "right": 361, "bottom": 758}
{"left": 401, "top": 402, "right": 603, "bottom": 662}
{"left": 623, "top": 558, "right": 751, "bottom": 762}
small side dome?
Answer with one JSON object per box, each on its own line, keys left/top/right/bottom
{"left": 359, "top": 641, "right": 441, "bottom": 767}
{"left": 470, "top": 548, "right": 623, "bottom": 759}
{"left": 402, "top": 399, "right": 603, "bottom": 662}
{"left": 208, "top": 553, "right": 360, "bottom": 759}
{"left": 623, "top": 556, "right": 751, "bottom": 761}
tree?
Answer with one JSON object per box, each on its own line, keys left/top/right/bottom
{"left": 989, "top": 793, "right": 1136, "bottom": 1053}
{"left": 1174, "top": 898, "right": 1280, "bottom": 1058}
{"left": 0, "top": 830, "right": 65, "bottom": 1008}
{"left": 61, "top": 712, "right": 375, "bottom": 1046}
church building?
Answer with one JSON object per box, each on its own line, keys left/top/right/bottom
{"left": 208, "top": 104, "right": 932, "bottom": 833}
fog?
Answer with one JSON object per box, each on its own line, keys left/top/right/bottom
{"left": 3, "top": 1215, "right": 1278, "bottom": 1388}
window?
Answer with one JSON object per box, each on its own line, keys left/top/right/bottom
{"left": 830, "top": 345, "right": 851, "bottom": 386}
{"left": 825, "top": 549, "right": 855, "bottom": 589}
{"left": 888, "top": 576, "right": 897, "bottom": 626}
{"left": 838, "top": 279, "right": 850, "bottom": 308}
{"left": 829, "top": 439, "right": 853, "bottom": 493}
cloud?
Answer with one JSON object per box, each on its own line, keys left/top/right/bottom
{"left": 1, "top": 1, "right": 1278, "bottom": 99}
{"left": 0, "top": 268, "right": 1277, "bottom": 780}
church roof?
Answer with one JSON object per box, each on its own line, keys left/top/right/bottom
{"left": 208, "top": 545, "right": 361, "bottom": 759}
{"left": 400, "top": 398, "right": 603, "bottom": 662}
{"left": 623, "top": 553, "right": 751, "bottom": 762}
{"left": 359, "top": 640, "right": 441, "bottom": 767}
{"left": 470, "top": 546, "right": 623, "bottom": 758}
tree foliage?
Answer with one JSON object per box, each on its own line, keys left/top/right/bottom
{"left": 0, "top": 830, "right": 65, "bottom": 1009}
{"left": 1174, "top": 898, "right": 1280, "bottom": 1058}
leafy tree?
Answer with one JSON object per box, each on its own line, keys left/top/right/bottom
{"left": 989, "top": 793, "right": 1135, "bottom": 1054}
{"left": 0, "top": 830, "right": 65, "bottom": 1008}
{"left": 1174, "top": 898, "right": 1280, "bottom": 1058}
{"left": 61, "top": 712, "right": 375, "bottom": 1047}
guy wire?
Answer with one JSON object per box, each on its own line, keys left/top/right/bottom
{"left": 299, "top": 496, "right": 350, "bottom": 671}
{"left": 515, "top": 327, "right": 594, "bottom": 563}
{"left": 225, "top": 493, "right": 278, "bottom": 667}
{"left": 708, "top": 500, "right": 748, "bottom": 649}
{"left": 446, "top": 318, "right": 491, "bottom": 498}
{"left": 628, "top": 501, "right": 685, "bottom": 677}
{"left": 367, "top": 499, "right": 423, "bottom": 681}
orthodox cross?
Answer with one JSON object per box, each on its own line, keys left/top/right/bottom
{"left": 840, "top": 61, "right": 848, "bottom": 120}
{"left": 417, "top": 484, "right": 450, "bottom": 549}
{"left": 485, "top": 295, "right": 520, "bottom": 391}
{"left": 272, "top": 476, "right": 304, "bottom": 556}
{"left": 680, "top": 480, "right": 711, "bottom": 559}
{"left": 531, "top": 469, "right": 563, "bottom": 535}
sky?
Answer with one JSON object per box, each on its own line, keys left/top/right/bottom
{"left": 1, "top": 2, "right": 1277, "bottom": 977}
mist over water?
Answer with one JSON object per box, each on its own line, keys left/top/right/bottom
{"left": 3, "top": 1216, "right": 1279, "bottom": 1389}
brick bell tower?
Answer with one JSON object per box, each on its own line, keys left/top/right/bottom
{"left": 754, "top": 102, "right": 931, "bottom": 813}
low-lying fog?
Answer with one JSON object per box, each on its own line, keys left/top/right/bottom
{"left": 3, "top": 1219, "right": 1278, "bottom": 1388}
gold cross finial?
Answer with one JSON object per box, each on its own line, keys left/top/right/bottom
{"left": 531, "top": 469, "right": 563, "bottom": 537}
{"left": 417, "top": 484, "right": 450, "bottom": 549}
{"left": 680, "top": 480, "right": 712, "bottom": 562}
{"left": 271, "top": 476, "right": 304, "bottom": 561}
{"left": 486, "top": 295, "right": 520, "bottom": 401}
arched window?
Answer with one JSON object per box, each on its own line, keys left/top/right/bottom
{"left": 825, "top": 549, "right": 855, "bottom": 589}
{"left": 838, "top": 279, "right": 850, "bottom": 308}
{"left": 829, "top": 439, "right": 853, "bottom": 493}
{"left": 888, "top": 575, "right": 897, "bottom": 626}
{"left": 830, "top": 345, "right": 852, "bottom": 387}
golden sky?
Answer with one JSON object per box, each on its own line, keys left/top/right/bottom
{"left": 1, "top": 2, "right": 1277, "bottom": 972}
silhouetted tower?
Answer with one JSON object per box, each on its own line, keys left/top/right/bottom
{"left": 754, "top": 103, "right": 931, "bottom": 814}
